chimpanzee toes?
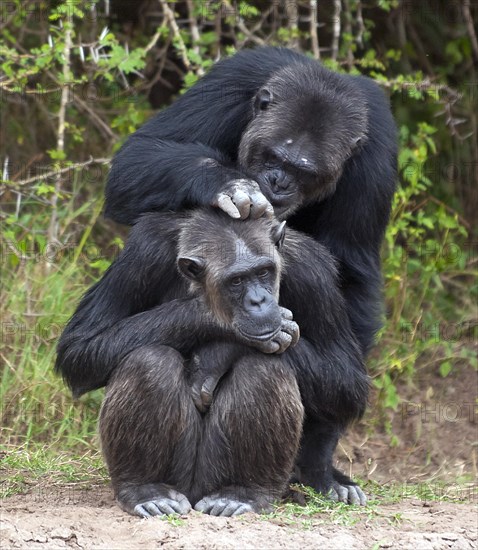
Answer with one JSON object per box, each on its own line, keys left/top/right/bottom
{"left": 329, "top": 483, "right": 367, "bottom": 506}
{"left": 194, "top": 496, "right": 254, "bottom": 517}
{"left": 353, "top": 485, "right": 367, "bottom": 506}
{"left": 133, "top": 494, "right": 192, "bottom": 518}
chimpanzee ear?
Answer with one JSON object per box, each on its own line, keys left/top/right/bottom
{"left": 254, "top": 88, "right": 273, "bottom": 113}
{"left": 177, "top": 257, "right": 206, "bottom": 281}
{"left": 271, "top": 221, "right": 286, "bottom": 250}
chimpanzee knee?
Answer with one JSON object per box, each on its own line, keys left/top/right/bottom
{"left": 99, "top": 345, "right": 200, "bottom": 497}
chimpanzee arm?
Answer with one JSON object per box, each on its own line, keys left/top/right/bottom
{"left": 104, "top": 48, "right": 302, "bottom": 225}
{"left": 105, "top": 140, "right": 248, "bottom": 225}
{"left": 58, "top": 296, "right": 236, "bottom": 398}
{"left": 189, "top": 307, "right": 299, "bottom": 413}
{"left": 55, "top": 213, "right": 217, "bottom": 396}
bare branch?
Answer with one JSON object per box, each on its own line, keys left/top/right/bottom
{"left": 158, "top": 0, "right": 191, "bottom": 71}
{"left": 309, "top": 0, "right": 320, "bottom": 60}
{"left": 356, "top": 0, "right": 364, "bottom": 48}
{"left": 343, "top": 0, "right": 354, "bottom": 68}
{"left": 2, "top": 158, "right": 111, "bottom": 190}
{"left": 47, "top": 12, "right": 73, "bottom": 248}
{"left": 463, "top": 0, "right": 478, "bottom": 62}
{"left": 331, "top": 0, "right": 341, "bottom": 61}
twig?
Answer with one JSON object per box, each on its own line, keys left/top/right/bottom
{"left": 222, "top": 0, "right": 265, "bottom": 47}
{"left": 47, "top": 12, "right": 73, "bottom": 249}
{"left": 158, "top": 0, "right": 191, "bottom": 71}
{"left": 145, "top": 28, "right": 163, "bottom": 53}
{"left": 309, "top": 0, "right": 320, "bottom": 60}
{"left": 186, "top": 0, "right": 204, "bottom": 76}
{"left": 287, "top": 0, "right": 299, "bottom": 50}
{"left": 463, "top": 0, "right": 478, "bottom": 62}
{"left": 2, "top": 158, "right": 111, "bottom": 189}
{"left": 331, "top": 0, "right": 341, "bottom": 61}
{"left": 343, "top": 0, "right": 354, "bottom": 69}
{"left": 74, "top": 95, "right": 116, "bottom": 140}
{"left": 356, "top": 0, "right": 364, "bottom": 48}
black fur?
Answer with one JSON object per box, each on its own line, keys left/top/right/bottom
{"left": 95, "top": 210, "right": 305, "bottom": 516}
{"left": 105, "top": 47, "right": 397, "bottom": 357}
{"left": 56, "top": 209, "right": 368, "bottom": 505}
{"left": 63, "top": 47, "right": 395, "bottom": 502}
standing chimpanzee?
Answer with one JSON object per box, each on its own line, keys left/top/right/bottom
{"left": 71, "top": 47, "right": 396, "bottom": 502}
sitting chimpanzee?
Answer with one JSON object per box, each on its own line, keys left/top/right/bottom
{"left": 56, "top": 207, "right": 367, "bottom": 515}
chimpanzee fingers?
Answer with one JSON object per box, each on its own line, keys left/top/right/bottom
{"left": 355, "top": 486, "right": 367, "bottom": 506}
{"left": 194, "top": 497, "right": 213, "bottom": 514}
{"left": 282, "top": 319, "right": 300, "bottom": 347}
{"left": 334, "top": 484, "right": 349, "bottom": 503}
{"left": 346, "top": 486, "right": 362, "bottom": 506}
{"left": 215, "top": 193, "right": 241, "bottom": 219}
{"left": 345, "top": 485, "right": 366, "bottom": 506}
{"left": 279, "top": 307, "right": 294, "bottom": 321}
{"left": 133, "top": 504, "right": 152, "bottom": 518}
{"left": 199, "top": 377, "right": 218, "bottom": 411}
{"left": 221, "top": 501, "right": 253, "bottom": 516}
{"left": 329, "top": 482, "right": 366, "bottom": 505}
{"left": 231, "top": 189, "right": 252, "bottom": 219}
{"left": 195, "top": 497, "right": 252, "bottom": 517}
{"left": 167, "top": 491, "right": 193, "bottom": 514}
{"left": 273, "top": 331, "right": 292, "bottom": 354}
{"left": 145, "top": 500, "right": 176, "bottom": 516}
{"left": 249, "top": 192, "right": 273, "bottom": 219}
{"left": 190, "top": 383, "right": 207, "bottom": 413}
{"left": 210, "top": 499, "right": 230, "bottom": 516}
{"left": 327, "top": 488, "right": 339, "bottom": 502}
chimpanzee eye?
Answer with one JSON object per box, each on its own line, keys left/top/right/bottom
{"left": 258, "top": 268, "right": 270, "bottom": 279}
{"left": 255, "top": 88, "right": 272, "bottom": 112}
{"left": 231, "top": 276, "right": 243, "bottom": 286}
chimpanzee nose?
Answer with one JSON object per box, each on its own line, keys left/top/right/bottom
{"left": 245, "top": 290, "right": 267, "bottom": 312}
{"left": 267, "top": 169, "right": 289, "bottom": 191}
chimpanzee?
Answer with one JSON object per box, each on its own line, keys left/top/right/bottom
{"left": 56, "top": 207, "right": 368, "bottom": 512}
{"left": 67, "top": 46, "right": 395, "bottom": 502}
{"left": 98, "top": 208, "right": 304, "bottom": 517}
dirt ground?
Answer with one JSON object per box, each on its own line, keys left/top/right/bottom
{"left": 1, "top": 366, "right": 476, "bottom": 549}
{"left": 0, "top": 484, "right": 477, "bottom": 550}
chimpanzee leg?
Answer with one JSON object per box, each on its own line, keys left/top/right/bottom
{"left": 296, "top": 420, "right": 367, "bottom": 506}
{"left": 99, "top": 345, "right": 200, "bottom": 517}
{"left": 193, "top": 353, "right": 304, "bottom": 516}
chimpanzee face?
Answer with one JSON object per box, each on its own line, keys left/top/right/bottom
{"left": 238, "top": 65, "right": 368, "bottom": 219}
{"left": 177, "top": 214, "right": 286, "bottom": 343}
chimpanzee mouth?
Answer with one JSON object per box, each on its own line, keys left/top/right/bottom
{"left": 238, "top": 326, "right": 281, "bottom": 342}
{"left": 268, "top": 191, "right": 296, "bottom": 206}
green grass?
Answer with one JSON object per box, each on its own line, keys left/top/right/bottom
{"left": 1, "top": 236, "right": 106, "bottom": 449}
{"left": 0, "top": 444, "right": 108, "bottom": 498}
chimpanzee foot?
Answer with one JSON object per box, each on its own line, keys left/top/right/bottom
{"left": 328, "top": 482, "right": 367, "bottom": 506}
{"left": 116, "top": 483, "right": 192, "bottom": 517}
{"left": 194, "top": 494, "right": 254, "bottom": 516}
{"left": 329, "top": 467, "right": 367, "bottom": 505}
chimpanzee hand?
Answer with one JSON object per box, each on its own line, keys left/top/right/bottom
{"left": 189, "top": 342, "right": 243, "bottom": 413}
{"left": 212, "top": 179, "right": 274, "bottom": 220}
{"left": 254, "top": 307, "right": 300, "bottom": 354}
{"left": 190, "top": 369, "right": 217, "bottom": 414}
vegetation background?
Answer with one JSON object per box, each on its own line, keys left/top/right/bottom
{"left": 1, "top": 0, "right": 476, "bottom": 497}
